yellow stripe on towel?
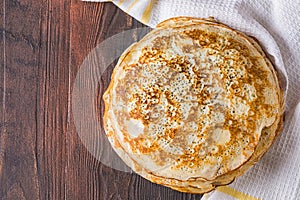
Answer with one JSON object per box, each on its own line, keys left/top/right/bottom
{"left": 217, "top": 186, "right": 261, "bottom": 200}
{"left": 141, "top": 0, "right": 153, "bottom": 24}
{"left": 126, "top": 0, "right": 140, "bottom": 13}
{"left": 117, "top": 0, "right": 125, "bottom": 6}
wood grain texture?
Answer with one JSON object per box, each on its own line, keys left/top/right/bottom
{"left": 0, "top": 1, "right": 203, "bottom": 199}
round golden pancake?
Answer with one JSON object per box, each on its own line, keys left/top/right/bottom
{"left": 103, "top": 17, "right": 284, "bottom": 193}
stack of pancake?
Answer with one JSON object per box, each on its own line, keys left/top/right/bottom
{"left": 103, "top": 17, "right": 284, "bottom": 193}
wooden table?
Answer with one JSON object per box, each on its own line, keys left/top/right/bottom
{"left": 0, "top": 1, "right": 203, "bottom": 199}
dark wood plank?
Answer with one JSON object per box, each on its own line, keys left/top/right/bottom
{"left": 0, "top": 0, "right": 5, "bottom": 197}
{"left": 0, "top": 0, "right": 44, "bottom": 199}
{"left": 0, "top": 1, "right": 203, "bottom": 199}
{"left": 35, "top": 0, "right": 71, "bottom": 199}
{"left": 0, "top": 0, "right": 73, "bottom": 199}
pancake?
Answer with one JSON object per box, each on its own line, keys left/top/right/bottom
{"left": 103, "top": 17, "right": 284, "bottom": 193}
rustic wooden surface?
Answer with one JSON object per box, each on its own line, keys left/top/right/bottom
{"left": 0, "top": 1, "right": 203, "bottom": 199}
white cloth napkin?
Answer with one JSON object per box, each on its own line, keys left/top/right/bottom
{"left": 84, "top": 0, "right": 300, "bottom": 199}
